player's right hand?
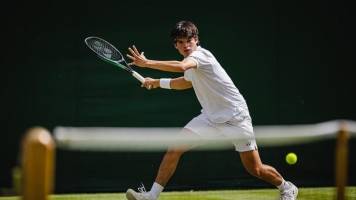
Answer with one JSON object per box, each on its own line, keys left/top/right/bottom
{"left": 142, "top": 77, "right": 159, "bottom": 90}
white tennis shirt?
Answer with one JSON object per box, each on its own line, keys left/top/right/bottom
{"left": 184, "top": 46, "right": 251, "bottom": 123}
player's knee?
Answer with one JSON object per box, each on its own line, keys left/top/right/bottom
{"left": 247, "top": 166, "right": 262, "bottom": 178}
{"left": 166, "top": 148, "right": 186, "bottom": 158}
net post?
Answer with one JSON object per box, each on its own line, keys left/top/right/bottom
{"left": 21, "top": 127, "right": 55, "bottom": 200}
{"left": 335, "top": 121, "right": 349, "bottom": 200}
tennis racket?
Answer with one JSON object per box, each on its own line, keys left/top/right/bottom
{"left": 84, "top": 36, "right": 145, "bottom": 83}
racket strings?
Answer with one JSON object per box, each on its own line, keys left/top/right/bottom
{"left": 87, "top": 38, "right": 122, "bottom": 62}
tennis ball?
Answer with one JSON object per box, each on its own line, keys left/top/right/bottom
{"left": 285, "top": 152, "right": 297, "bottom": 165}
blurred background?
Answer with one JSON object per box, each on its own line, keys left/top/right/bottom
{"left": 1, "top": 0, "right": 355, "bottom": 195}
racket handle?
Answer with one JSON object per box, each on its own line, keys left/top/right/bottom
{"left": 132, "top": 71, "right": 145, "bottom": 83}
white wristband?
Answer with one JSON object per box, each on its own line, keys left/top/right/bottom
{"left": 160, "top": 78, "right": 171, "bottom": 89}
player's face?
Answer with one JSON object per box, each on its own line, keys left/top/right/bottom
{"left": 174, "top": 37, "right": 198, "bottom": 57}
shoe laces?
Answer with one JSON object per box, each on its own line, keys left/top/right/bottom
{"left": 280, "top": 188, "right": 296, "bottom": 200}
{"left": 138, "top": 182, "right": 147, "bottom": 193}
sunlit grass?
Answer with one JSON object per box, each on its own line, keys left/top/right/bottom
{"left": 0, "top": 187, "right": 355, "bottom": 200}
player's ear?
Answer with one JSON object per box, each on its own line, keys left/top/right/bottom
{"left": 193, "top": 37, "right": 199, "bottom": 45}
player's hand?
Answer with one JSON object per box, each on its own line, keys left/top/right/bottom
{"left": 127, "top": 45, "right": 148, "bottom": 67}
{"left": 142, "top": 77, "right": 159, "bottom": 90}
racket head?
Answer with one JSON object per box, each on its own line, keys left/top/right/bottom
{"left": 85, "top": 36, "right": 132, "bottom": 72}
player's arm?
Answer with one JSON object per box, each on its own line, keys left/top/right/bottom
{"left": 126, "top": 45, "right": 197, "bottom": 72}
{"left": 142, "top": 76, "right": 192, "bottom": 90}
{"left": 145, "top": 59, "right": 196, "bottom": 72}
{"left": 170, "top": 77, "right": 192, "bottom": 90}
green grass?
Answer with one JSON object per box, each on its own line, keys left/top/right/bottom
{"left": 0, "top": 187, "right": 355, "bottom": 200}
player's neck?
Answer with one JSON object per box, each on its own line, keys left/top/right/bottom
{"left": 183, "top": 46, "right": 199, "bottom": 58}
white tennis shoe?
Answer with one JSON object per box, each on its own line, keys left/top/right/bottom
{"left": 126, "top": 189, "right": 155, "bottom": 200}
{"left": 280, "top": 181, "right": 298, "bottom": 200}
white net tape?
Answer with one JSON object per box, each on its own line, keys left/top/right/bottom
{"left": 54, "top": 120, "right": 356, "bottom": 151}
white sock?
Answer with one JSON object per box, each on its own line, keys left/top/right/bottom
{"left": 149, "top": 182, "right": 164, "bottom": 199}
{"left": 277, "top": 179, "right": 288, "bottom": 191}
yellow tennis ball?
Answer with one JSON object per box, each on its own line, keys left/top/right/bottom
{"left": 286, "top": 152, "right": 297, "bottom": 165}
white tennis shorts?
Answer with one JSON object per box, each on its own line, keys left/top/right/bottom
{"left": 184, "top": 113, "right": 257, "bottom": 152}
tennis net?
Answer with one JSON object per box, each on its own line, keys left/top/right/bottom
{"left": 19, "top": 120, "right": 356, "bottom": 200}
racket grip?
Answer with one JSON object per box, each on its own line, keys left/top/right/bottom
{"left": 132, "top": 71, "right": 145, "bottom": 83}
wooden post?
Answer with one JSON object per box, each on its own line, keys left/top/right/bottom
{"left": 21, "top": 127, "right": 55, "bottom": 200}
{"left": 335, "top": 122, "right": 349, "bottom": 200}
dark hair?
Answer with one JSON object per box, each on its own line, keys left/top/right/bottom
{"left": 170, "top": 20, "right": 199, "bottom": 45}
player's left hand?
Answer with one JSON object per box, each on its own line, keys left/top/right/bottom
{"left": 127, "top": 45, "right": 148, "bottom": 67}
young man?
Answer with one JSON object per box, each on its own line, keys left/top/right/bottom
{"left": 125, "top": 20, "right": 298, "bottom": 200}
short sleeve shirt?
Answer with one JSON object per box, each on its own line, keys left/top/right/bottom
{"left": 184, "top": 46, "right": 251, "bottom": 123}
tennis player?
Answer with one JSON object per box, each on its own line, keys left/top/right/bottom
{"left": 125, "top": 20, "right": 298, "bottom": 200}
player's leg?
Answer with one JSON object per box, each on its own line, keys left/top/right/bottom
{"left": 239, "top": 149, "right": 298, "bottom": 199}
{"left": 239, "top": 149, "right": 283, "bottom": 185}
{"left": 155, "top": 146, "right": 189, "bottom": 186}
{"left": 222, "top": 117, "right": 282, "bottom": 185}
{"left": 126, "top": 114, "right": 216, "bottom": 200}
{"left": 222, "top": 116, "right": 298, "bottom": 200}
{"left": 126, "top": 128, "right": 195, "bottom": 200}
{"left": 126, "top": 147, "right": 190, "bottom": 200}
